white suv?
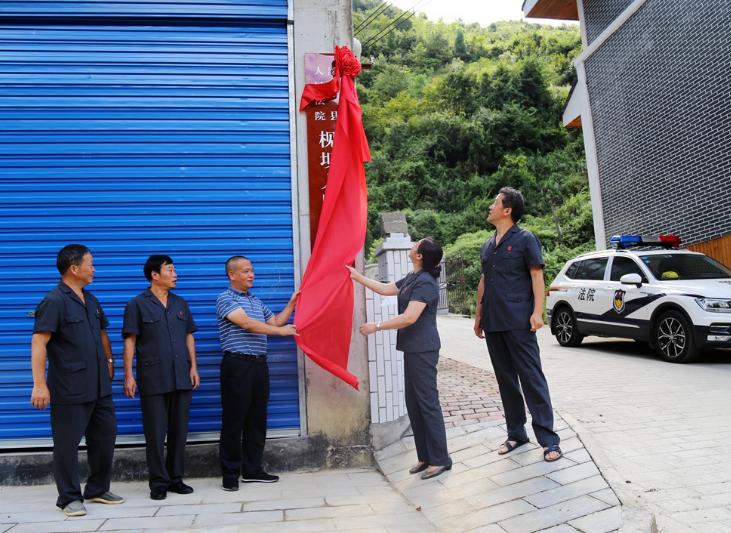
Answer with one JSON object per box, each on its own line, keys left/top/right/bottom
{"left": 546, "top": 234, "right": 731, "bottom": 363}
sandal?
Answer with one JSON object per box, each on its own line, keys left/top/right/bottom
{"left": 497, "top": 439, "right": 529, "bottom": 455}
{"left": 543, "top": 444, "right": 562, "bottom": 462}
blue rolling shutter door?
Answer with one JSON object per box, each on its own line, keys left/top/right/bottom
{"left": 0, "top": 18, "right": 299, "bottom": 446}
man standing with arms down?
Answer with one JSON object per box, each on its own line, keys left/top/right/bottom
{"left": 217, "top": 255, "right": 298, "bottom": 491}
{"left": 474, "top": 188, "right": 562, "bottom": 462}
{"left": 31, "top": 244, "right": 125, "bottom": 516}
{"left": 122, "top": 255, "right": 199, "bottom": 500}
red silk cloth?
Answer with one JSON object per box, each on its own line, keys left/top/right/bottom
{"left": 294, "top": 46, "right": 371, "bottom": 389}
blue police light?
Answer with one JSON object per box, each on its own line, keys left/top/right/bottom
{"left": 610, "top": 234, "right": 681, "bottom": 249}
{"left": 610, "top": 234, "right": 642, "bottom": 249}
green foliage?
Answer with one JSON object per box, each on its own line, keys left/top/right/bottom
{"left": 355, "top": 3, "right": 594, "bottom": 315}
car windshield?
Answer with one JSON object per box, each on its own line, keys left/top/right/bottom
{"left": 639, "top": 254, "right": 731, "bottom": 280}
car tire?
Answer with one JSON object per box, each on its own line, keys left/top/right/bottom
{"left": 653, "top": 310, "right": 699, "bottom": 363}
{"left": 553, "top": 306, "right": 584, "bottom": 347}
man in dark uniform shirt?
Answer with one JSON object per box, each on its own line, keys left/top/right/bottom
{"left": 31, "top": 244, "right": 125, "bottom": 517}
{"left": 122, "top": 255, "right": 199, "bottom": 500}
{"left": 473, "top": 188, "right": 562, "bottom": 462}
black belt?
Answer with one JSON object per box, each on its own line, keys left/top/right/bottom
{"left": 224, "top": 351, "right": 266, "bottom": 362}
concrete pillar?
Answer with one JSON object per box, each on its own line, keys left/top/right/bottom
{"left": 291, "top": 0, "right": 371, "bottom": 467}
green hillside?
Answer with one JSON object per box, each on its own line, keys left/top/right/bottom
{"left": 353, "top": 1, "right": 594, "bottom": 311}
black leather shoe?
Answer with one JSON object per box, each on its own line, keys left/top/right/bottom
{"left": 168, "top": 481, "right": 194, "bottom": 495}
{"left": 150, "top": 487, "right": 167, "bottom": 500}
{"left": 242, "top": 470, "right": 279, "bottom": 483}
{"left": 222, "top": 480, "right": 239, "bottom": 492}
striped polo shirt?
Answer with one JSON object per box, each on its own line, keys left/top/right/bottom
{"left": 216, "top": 288, "right": 274, "bottom": 356}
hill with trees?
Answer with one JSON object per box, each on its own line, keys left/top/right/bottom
{"left": 353, "top": 1, "right": 594, "bottom": 312}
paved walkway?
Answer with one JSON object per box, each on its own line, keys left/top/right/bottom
{"left": 0, "top": 469, "right": 432, "bottom": 532}
{"left": 375, "top": 357, "right": 622, "bottom": 533}
{"left": 438, "top": 314, "right": 731, "bottom": 532}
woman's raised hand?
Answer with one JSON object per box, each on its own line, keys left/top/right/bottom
{"left": 345, "top": 265, "right": 361, "bottom": 282}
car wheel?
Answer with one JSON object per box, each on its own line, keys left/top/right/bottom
{"left": 553, "top": 307, "right": 584, "bottom": 347}
{"left": 653, "top": 310, "right": 699, "bottom": 363}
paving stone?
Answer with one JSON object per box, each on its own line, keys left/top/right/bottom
{"left": 525, "top": 475, "right": 609, "bottom": 508}
{"left": 498, "top": 495, "right": 609, "bottom": 532}
{"left": 546, "top": 462, "right": 602, "bottom": 485}
{"left": 590, "top": 488, "right": 621, "bottom": 507}
{"left": 440, "top": 458, "right": 521, "bottom": 488}
{"left": 156, "top": 502, "right": 242, "bottom": 516}
{"left": 243, "top": 497, "right": 326, "bottom": 511}
{"left": 463, "top": 526, "right": 506, "bottom": 533}
{"left": 569, "top": 506, "right": 622, "bottom": 533}
{"left": 249, "top": 518, "right": 338, "bottom": 532}
{"left": 286, "top": 504, "right": 372, "bottom": 520}
{"left": 465, "top": 476, "right": 561, "bottom": 509}
{"left": 564, "top": 449, "right": 592, "bottom": 464}
{"left": 490, "top": 457, "right": 574, "bottom": 486}
{"left": 443, "top": 499, "right": 536, "bottom": 531}
{"left": 5, "top": 520, "right": 106, "bottom": 533}
{"left": 193, "top": 510, "right": 283, "bottom": 526}
{"left": 419, "top": 498, "right": 475, "bottom": 523}
{"left": 100, "top": 515, "right": 196, "bottom": 530}
{"left": 0, "top": 511, "right": 68, "bottom": 524}
{"left": 538, "top": 526, "right": 579, "bottom": 533}
{"left": 332, "top": 512, "right": 433, "bottom": 530}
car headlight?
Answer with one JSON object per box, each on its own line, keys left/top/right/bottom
{"left": 696, "top": 298, "right": 731, "bottom": 313}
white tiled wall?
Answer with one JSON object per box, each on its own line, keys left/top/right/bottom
{"left": 367, "top": 235, "right": 412, "bottom": 424}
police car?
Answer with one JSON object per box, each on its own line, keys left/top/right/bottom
{"left": 546, "top": 234, "right": 731, "bottom": 363}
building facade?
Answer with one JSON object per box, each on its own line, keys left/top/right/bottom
{"left": 524, "top": 0, "right": 731, "bottom": 265}
{"left": 0, "top": 0, "right": 372, "bottom": 471}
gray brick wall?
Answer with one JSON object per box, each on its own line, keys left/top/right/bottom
{"left": 584, "top": 0, "right": 731, "bottom": 247}
{"left": 582, "top": 0, "right": 634, "bottom": 43}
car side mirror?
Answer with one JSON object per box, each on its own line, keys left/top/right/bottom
{"left": 620, "top": 273, "right": 642, "bottom": 287}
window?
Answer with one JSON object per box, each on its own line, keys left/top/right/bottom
{"left": 573, "top": 258, "right": 608, "bottom": 281}
{"left": 639, "top": 254, "right": 731, "bottom": 280}
{"left": 610, "top": 256, "right": 648, "bottom": 282}
{"left": 565, "top": 262, "right": 580, "bottom": 279}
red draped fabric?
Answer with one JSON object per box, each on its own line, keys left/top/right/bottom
{"left": 294, "top": 46, "right": 371, "bottom": 389}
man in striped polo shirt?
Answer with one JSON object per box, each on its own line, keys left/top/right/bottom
{"left": 216, "top": 255, "right": 298, "bottom": 491}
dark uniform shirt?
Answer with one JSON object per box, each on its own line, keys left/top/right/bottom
{"left": 122, "top": 290, "right": 197, "bottom": 396}
{"left": 395, "top": 271, "right": 441, "bottom": 353}
{"left": 480, "top": 225, "right": 544, "bottom": 332}
{"left": 33, "top": 283, "right": 111, "bottom": 405}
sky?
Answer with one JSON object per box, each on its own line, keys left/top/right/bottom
{"left": 386, "top": 0, "right": 575, "bottom": 26}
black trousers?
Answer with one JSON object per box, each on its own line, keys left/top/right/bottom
{"left": 140, "top": 389, "right": 192, "bottom": 491}
{"left": 485, "top": 330, "right": 559, "bottom": 447}
{"left": 404, "top": 350, "right": 451, "bottom": 467}
{"left": 50, "top": 394, "right": 116, "bottom": 508}
{"left": 219, "top": 355, "right": 269, "bottom": 485}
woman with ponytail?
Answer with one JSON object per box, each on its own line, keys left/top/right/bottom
{"left": 347, "top": 237, "right": 452, "bottom": 480}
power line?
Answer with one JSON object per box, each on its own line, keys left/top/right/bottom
{"left": 354, "top": 1, "right": 392, "bottom": 35}
{"left": 362, "top": 0, "right": 431, "bottom": 49}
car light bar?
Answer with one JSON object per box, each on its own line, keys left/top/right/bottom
{"left": 609, "top": 234, "right": 682, "bottom": 249}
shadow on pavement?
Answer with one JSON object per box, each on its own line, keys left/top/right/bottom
{"left": 547, "top": 337, "right": 731, "bottom": 365}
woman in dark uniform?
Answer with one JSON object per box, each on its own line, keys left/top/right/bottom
{"left": 347, "top": 237, "right": 452, "bottom": 480}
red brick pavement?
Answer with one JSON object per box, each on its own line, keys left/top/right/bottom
{"left": 438, "top": 357, "right": 505, "bottom": 428}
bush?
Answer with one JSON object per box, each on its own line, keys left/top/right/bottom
{"left": 443, "top": 227, "right": 596, "bottom": 316}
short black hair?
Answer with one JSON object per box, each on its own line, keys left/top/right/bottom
{"left": 144, "top": 255, "right": 173, "bottom": 281}
{"left": 56, "top": 244, "right": 90, "bottom": 275}
{"left": 417, "top": 237, "right": 443, "bottom": 279}
{"left": 498, "top": 187, "right": 525, "bottom": 223}
{"left": 225, "top": 255, "right": 250, "bottom": 276}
